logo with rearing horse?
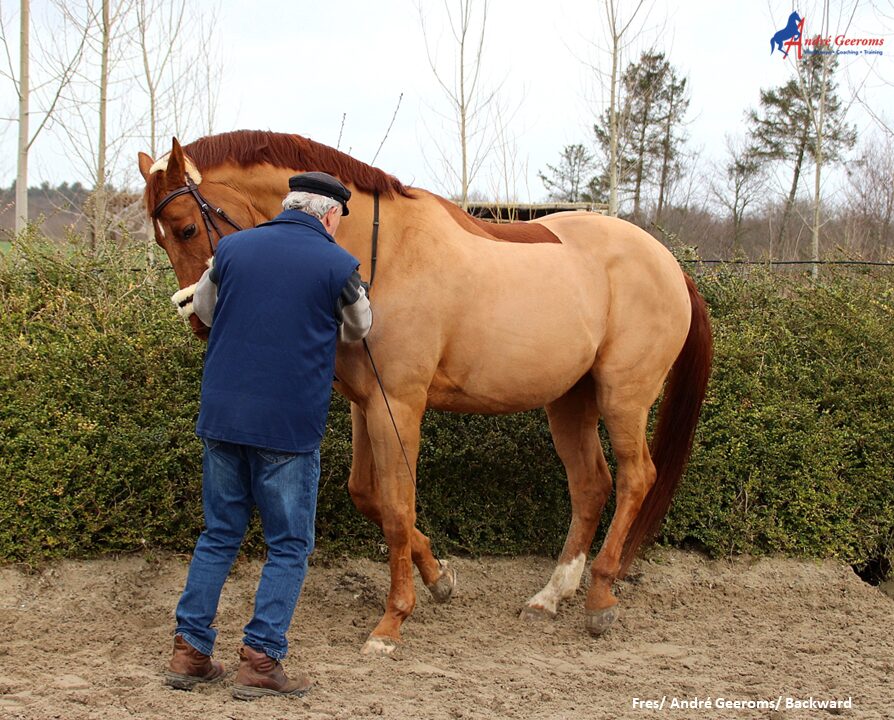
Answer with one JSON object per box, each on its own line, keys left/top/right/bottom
{"left": 771, "top": 11, "right": 804, "bottom": 59}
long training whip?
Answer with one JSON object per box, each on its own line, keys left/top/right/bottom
{"left": 362, "top": 337, "right": 417, "bottom": 488}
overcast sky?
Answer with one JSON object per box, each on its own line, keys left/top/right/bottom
{"left": 1, "top": 0, "right": 892, "bottom": 201}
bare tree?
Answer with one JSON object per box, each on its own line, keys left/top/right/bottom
{"left": 854, "top": 2, "right": 894, "bottom": 139}
{"left": 48, "top": 0, "right": 140, "bottom": 245}
{"left": 539, "top": 144, "right": 597, "bottom": 202}
{"left": 844, "top": 130, "right": 894, "bottom": 257}
{"left": 93, "top": 0, "right": 110, "bottom": 245}
{"left": 654, "top": 60, "right": 689, "bottom": 224}
{"left": 418, "top": 0, "right": 499, "bottom": 209}
{"left": 194, "top": 10, "right": 222, "bottom": 137}
{"left": 135, "top": 0, "right": 185, "bottom": 158}
{"left": 601, "top": 0, "right": 648, "bottom": 217}
{"left": 790, "top": 0, "right": 858, "bottom": 276}
{"left": 14, "top": 0, "right": 26, "bottom": 233}
{"left": 485, "top": 99, "right": 529, "bottom": 215}
{"left": 710, "top": 135, "right": 763, "bottom": 253}
{"left": 0, "top": 1, "right": 87, "bottom": 233}
{"left": 748, "top": 49, "right": 854, "bottom": 265}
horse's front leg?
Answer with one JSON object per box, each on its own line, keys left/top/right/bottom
{"left": 359, "top": 394, "right": 426, "bottom": 655}
{"left": 347, "top": 402, "right": 455, "bottom": 602}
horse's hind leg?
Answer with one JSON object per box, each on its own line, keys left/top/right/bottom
{"left": 585, "top": 396, "right": 656, "bottom": 636}
{"left": 348, "top": 403, "right": 455, "bottom": 603}
{"left": 521, "top": 376, "right": 611, "bottom": 620}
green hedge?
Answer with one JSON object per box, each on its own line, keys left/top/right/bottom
{"left": 1, "top": 232, "right": 892, "bottom": 571}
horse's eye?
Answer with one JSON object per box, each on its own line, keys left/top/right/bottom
{"left": 182, "top": 224, "right": 197, "bottom": 240}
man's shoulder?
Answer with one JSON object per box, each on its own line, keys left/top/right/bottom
{"left": 322, "top": 241, "right": 360, "bottom": 268}
{"left": 223, "top": 217, "right": 317, "bottom": 248}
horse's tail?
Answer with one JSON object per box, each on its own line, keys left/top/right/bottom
{"left": 619, "top": 273, "right": 713, "bottom": 576}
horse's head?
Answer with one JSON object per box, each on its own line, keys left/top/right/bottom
{"left": 139, "top": 137, "right": 256, "bottom": 340}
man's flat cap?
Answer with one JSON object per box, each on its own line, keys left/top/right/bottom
{"left": 288, "top": 171, "right": 352, "bottom": 216}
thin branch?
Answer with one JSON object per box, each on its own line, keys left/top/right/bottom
{"left": 27, "top": 17, "right": 90, "bottom": 151}
{"left": 0, "top": 6, "right": 20, "bottom": 97}
{"left": 371, "top": 92, "right": 403, "bottom": 166}
{"left": 336, "top": 112, "right": 346, "bottom": 150}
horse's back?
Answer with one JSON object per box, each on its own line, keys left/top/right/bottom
{"left": 533, "top": 212, "right": 686, "bottom": 287}
{"left": 423, "top": 211, "right": 691, "bottom": 412}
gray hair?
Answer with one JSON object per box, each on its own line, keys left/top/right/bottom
{"left": 282, "top": 191, "right": 342, "bottom": 219}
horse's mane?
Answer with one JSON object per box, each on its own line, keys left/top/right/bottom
{"left": 184, "top": 130, "right": 414, "bottom": 199}
{"left": 145, "top": 130, "right": 560, "bottom": 245}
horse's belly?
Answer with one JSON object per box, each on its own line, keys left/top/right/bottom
{"left": 427, "top": 320, "right": 600, "bottom": 413}
{"left": 427, "top": 374, "right": 586, "bottom": 413}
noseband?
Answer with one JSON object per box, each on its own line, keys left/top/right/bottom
{"left": 151, "top": 173, "right": 243, "bottom": 255}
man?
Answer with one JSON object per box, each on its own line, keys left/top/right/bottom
{"left": 164, "top": 172, "right": 371, "bottom": 700}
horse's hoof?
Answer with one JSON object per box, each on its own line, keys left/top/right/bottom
{"left": 585, "top": 605, "right": 619, "bottom": 637}
{"left": 427, "top": 564, "right": 457, "bottom": 604}
{"left": 361, "top": 636, "right": 399, "bottom": 656}
{"left": 519, "top": 604, "right": 556, "bottom": 622}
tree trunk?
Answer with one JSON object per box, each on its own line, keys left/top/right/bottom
{"left": 812, "top": 147, "right": 822, "bottom": 277}
{"left": 776, "top": 131, "right": 807, "bottom": 253}
{"left": 632, "top": 101, "right": 650, "bottom": 222}
{"left": 459, "top": 17, "right": 468, "bottom": 211}
{"left": 811, "top": 55, "right": 830, "bottom": 279}
{"left": 92, "top": 0, "right": 110, "bottom": 248}
{"left": 608, "top": 34, "right": 619, "bottom": 217}
{"left": 732, "top": 183, "right": 743, "bottom": 253}
{"left": 15, "top": 0, "right": 29, "bottom": 235}
{"left": 137, "top": 1, "right": 157, "bottom": 158}
{"left": 656, "top": 82, "right": 676, "bottom": 225}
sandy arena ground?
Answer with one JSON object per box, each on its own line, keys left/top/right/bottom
{"left": 0, "top": 548, "right": 891, "bottom": 720}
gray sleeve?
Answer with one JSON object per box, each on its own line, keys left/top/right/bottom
{"left": 192, "top": 266, "right": 218, "bottom": 327}
{"left": 337, "top": 269, "right": 372, "bottom": 343}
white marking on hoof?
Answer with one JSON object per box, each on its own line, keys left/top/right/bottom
{"left": 361, "top": 637, "right": 398, "bottom": 656}
{"left": 519, "top": 604, "right": 555, "bottom": 621}
{"left": 524, "top": 553, "right": 586, "bottom": 616}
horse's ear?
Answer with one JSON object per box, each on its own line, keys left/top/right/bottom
{"left": 138, "top": 152, "right": 154, "bottom": 182}
{"left": 165, "top": 137, "right": 187, "bottom": 185}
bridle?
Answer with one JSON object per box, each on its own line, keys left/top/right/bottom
{"left": 152, "top": 172, "right": 379, "bottom": 278}
{"left": 151, "top": 173, "right": 243, "bottom": 255}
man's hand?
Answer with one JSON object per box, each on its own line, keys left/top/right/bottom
{"left": 338, "top": 270, "right": 372, "bottom": 342}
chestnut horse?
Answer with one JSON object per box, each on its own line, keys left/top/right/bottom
{"left": 139, "top": 131, "right": 712, "bottom": 655}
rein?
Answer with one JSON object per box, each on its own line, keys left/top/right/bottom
{"left": 369, "top": 191, "right": 380, "bottom": 286}
{"left": 152, "top": 173, "right": 243, "bottom": 256}
{"left": 363, "top": 190, "right": 415, "bottom": 487}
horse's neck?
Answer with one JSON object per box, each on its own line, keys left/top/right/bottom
{"left": 206, "top": 163, "right": 427, "bottom": 271}
{"left": 210, "top": 164, "right": 293, "bottom": 221}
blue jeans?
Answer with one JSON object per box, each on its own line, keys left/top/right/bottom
{"left": 175, "top": 438, "right": 320, "bottom": 660}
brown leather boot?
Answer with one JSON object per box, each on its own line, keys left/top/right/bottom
{"left": 164, "top": 635, "right": 226, "bottom": 690}
{"left": 231, "top": 645, "right": 312, "bottom": 700}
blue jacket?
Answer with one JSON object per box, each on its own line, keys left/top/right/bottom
{"left": 196, "top": 209, "right": 359, "bottom": 453}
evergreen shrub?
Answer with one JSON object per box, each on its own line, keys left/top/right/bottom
{"left": 1, "top": 234, "right": 891, "bottom": 572}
